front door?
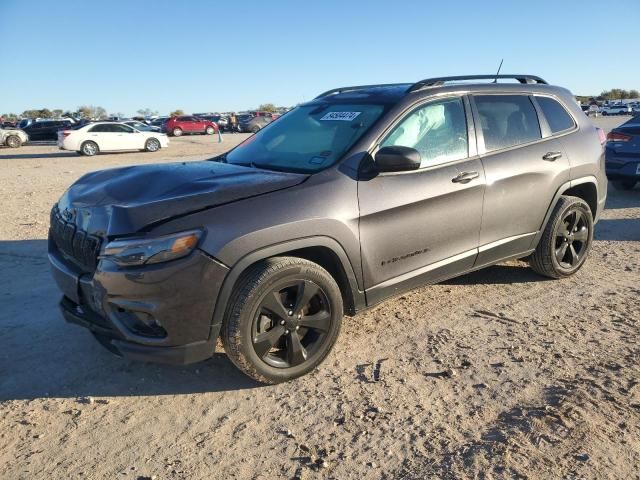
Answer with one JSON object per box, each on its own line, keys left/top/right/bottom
{"left": 470, "top": 94, "right": 571, "bottom": 266}
{"left": 358, "top": 96, "right": 485, "bottom": 304}
{"left": 112, "top": 124, "right": 145, "bottom": 149}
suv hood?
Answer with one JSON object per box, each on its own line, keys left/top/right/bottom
{"left": 57, "top": 161, "right": 308, "bottom": 236}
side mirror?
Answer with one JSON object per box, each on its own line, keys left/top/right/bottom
{"left": 374, "top": 146, "right": 421, "bottom": 173}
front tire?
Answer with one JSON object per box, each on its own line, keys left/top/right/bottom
{"left": 251, "top": 125, "right": 260, "bottom": 134}
{"left": 5, "top": 135, "right": 22, "bottom": 148}
{"left": 529, "top": 196, "right": 593, "bottom": 279}
{"left": 205, "top": 126, "right": 215, "bottom": 135}
{"left": 222, "top": 257, "right": 343, "bottom": 384}
{"left": 612, "top": 179, "right": 637, "bottom": 190}
{"left": 80, "top": 141, "right": 99, "bottom": 156}
{"left": 145, "top": 138, "right": 161, "bottom": 152}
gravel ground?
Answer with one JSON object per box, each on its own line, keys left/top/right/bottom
{"left": 1, "top": 119, "right": 639, "bottom": 479}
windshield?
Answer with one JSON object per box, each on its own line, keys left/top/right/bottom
{"left": 224, "top": 103, "right": 385, "bottom": 173}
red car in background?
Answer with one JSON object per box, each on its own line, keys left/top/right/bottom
{"left": 165, "top": 115, "right": 219, "bottom": 137}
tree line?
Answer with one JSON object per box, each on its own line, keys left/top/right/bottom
{"left": 1, "top": 106, "right": 161, "bottom": 122}
{"left": 593, "top": 88, "right": 639, "bottom": 102}
{"left": 2, "top": 103, "right": 282, "bottom": 122}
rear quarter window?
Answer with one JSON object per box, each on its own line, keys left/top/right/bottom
{"left": 536, "top": 96, "right": 575, "bottom": 133}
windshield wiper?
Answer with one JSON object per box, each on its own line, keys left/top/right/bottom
{"left": 251, "top": 163, "right": 308, "bottom": 174}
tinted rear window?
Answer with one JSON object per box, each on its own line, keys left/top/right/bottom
{"left": 474, "top": 95, "right": 541, "bottom": 152}
{"left": 536, "top": 97, "right": 575, "bottom": 133}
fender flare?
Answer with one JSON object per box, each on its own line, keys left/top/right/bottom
{"left": 209, "top": 236, "right": 365, "bottom": 337}
{"left": 531, "top": 175, "right": 599, "bottom": 249}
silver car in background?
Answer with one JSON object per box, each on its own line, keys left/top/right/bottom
{"left": 0, "top": 127, "right": 29, "bottom": 148}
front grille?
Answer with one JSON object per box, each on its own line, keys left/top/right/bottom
{"left": 50, "top": 206, "right": 102, "bottom": 272}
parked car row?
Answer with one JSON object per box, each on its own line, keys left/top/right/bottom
{"left": 580, "top": 103, "right": 640, "bottom": 117}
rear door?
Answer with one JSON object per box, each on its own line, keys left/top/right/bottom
{"left": 471, "top": 93, "right": 571, "bottom": 266}
{"left": 358, "top": 96, "right": 485, "bottom": 302}
{"left": 88, "top": 124, "right": 117, "bottom": 150}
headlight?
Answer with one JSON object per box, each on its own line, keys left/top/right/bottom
{"left": 101, "top": 230, "right": 203, "bottom": 266}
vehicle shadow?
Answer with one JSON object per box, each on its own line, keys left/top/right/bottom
{"left": 595, "top": 218, "right": 640, "bottom": 241}
{"left": 604, "top": 183, "right": 640, "bottom": 209}
{"left": 0, "top": 152, "right": 79, "bottom": 160}
{"left": 442, "top": 262, "right": 550, "bottom": 286}
{"left": 0, "top": 239, "right": 261, "bottom": 401}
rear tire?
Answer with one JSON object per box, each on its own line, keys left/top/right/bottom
{"left": 222, "top": 257, "right": 343, "bottom": 384}
{"left": 529, "top": 196, "right": 593, "bottom": 279}
{"left": 80, "top": 141, "right": 98, "bottom": 156}
{"left": 5, "top": 135, "right": 21, "bottom": 148}
{"left": 612, "top": 179, "right": 637, "bottom": 190}
{"left": 251, "top": 125, "right": 260, "bottom": 134}
{"left": 172, "top": 128, "right": 183, "bottom": 137}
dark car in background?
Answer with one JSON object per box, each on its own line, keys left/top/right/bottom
{"left": 238, "top": 111, "right": 275, "bottom": 133}
{"left": 123, "top": 120, "right": 162, "bottom": 133}
{"left": 149, "top": 117, "right": 168, "bottom": 131}
{"left": 606, "top": 116, "right": 640, "bottom": 190}
{"left": 22, "top": 119, "right": 75, "bottom": 141}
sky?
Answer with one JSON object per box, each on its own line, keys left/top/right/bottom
{"left": 2, "top": 0, "right": 639, "bottom": 116}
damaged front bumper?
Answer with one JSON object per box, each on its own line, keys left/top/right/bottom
{"left": 49, "top": 238, "right": 229, "bottom": 365}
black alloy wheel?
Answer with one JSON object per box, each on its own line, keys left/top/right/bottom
{"left": 252, "top": 279, "right": 332, "bottom": 368}
{"left": 529, "top": 195, "right": 593, "bottom": 278}
{"left": 222, "top": 257, "right": 343, "bottom": 384}
{"left": 554, "top": 208, "right": 589, "bottom": 270}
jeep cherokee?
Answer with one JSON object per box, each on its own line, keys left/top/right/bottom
{"left": 49, "top": 74, "right": 607, "bottom": 384}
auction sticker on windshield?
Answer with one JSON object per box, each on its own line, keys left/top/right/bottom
{"left": 320, "top": 112, "right": 361, "bottom": 121}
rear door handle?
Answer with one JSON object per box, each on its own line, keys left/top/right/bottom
{"left": 452, "top": 171, "right": 479, "bottom": 183}
{"left": 542, "top": 151, "right": 563, "bottom": 161}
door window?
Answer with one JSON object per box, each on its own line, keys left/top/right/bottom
{"left": 474, "top": 95, "right": 541, "bottom": 152}
{"left": 380, "top": 97, "right": 468, "bottom": 168}
{"left": 111, "top": 124, "right": 134, "bottom": 133}
{"left": 89, "top": 124, "right": 111, "bottom": 132}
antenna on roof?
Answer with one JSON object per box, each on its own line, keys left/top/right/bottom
{"left": 493, "top": 59, "right": 504, "bottom": 83}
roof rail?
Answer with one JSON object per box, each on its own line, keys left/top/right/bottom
{"left": 314, "top": 83, "right": 408, "bottom": 99}
{"left": 408, "top": 74, "right": 548, "bottom": 92}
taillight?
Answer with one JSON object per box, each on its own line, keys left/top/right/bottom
{"left": 606, "top": 131, "right": 631, "bottom": 143}
{"left": 596, "top": 128, "right": 606, "bottom": 145}
{"left": 62, "top": 130, "right": 72, "bottom": 137}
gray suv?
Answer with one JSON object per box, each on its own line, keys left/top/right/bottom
{"left": 49, "top": 74, "right": 607, "bottom": 384}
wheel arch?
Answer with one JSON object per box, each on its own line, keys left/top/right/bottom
{"left": 209, "top": 237, "right": 365, "bottom": 339}
{"left": 80, "top": 139, "right": 100, "bottom": 153}
{"left": 532, "top": 176, "right": 599, "bottom": 249}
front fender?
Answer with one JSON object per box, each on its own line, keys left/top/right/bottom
{"left": 208, "top": 236, "right": 365, "bottom": 335}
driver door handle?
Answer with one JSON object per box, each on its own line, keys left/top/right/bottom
{"left": 452, "top": 171, "right": 479, "bottom": 183}
{"left": 543, "top": 151, "right": 563, "bottom": 161}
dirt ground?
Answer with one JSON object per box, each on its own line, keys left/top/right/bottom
{"left": 1, "top": 119, "right": 639, "bottom": 480}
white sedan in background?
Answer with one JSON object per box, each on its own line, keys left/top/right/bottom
{"left": 58, "top": 122, "right": 169, "bottom": 156}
